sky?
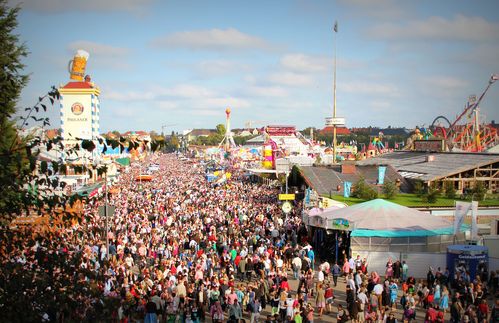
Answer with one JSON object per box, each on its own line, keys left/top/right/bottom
{"left": 11, "top": 0, "right": 499, "bottom": 134}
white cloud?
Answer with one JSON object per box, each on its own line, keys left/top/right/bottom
{"left": 420, "top": 76, "right": 469, "bottom": 92}
{"left": 340, "top": 81, "right": 400, "bottom": 97}
{"left": 245, "top": 85, "right": 288, "bottom": 98}
{"left": 369, "top": 101, "right": 392, "bottom": 110}
{"left": 367, "top": 14, "right": 499, "bottom": 42}
{"left": 196, "top": 60, "right": 252, "bottom": 77}
{"left": 156, "top": 101, "right": 178, "bottom": 110}
{"left": 456, "top": 43, "right": 499, "bottom": 68}
{"left": 268, "top": 72, "right": 314, "bottom": 87}
{"left": 151, "top": 28, "right": 278, "bottom": 52}
{"left": 202, "top": 97, "right": 251, "bottom": 109}
{"left": 10, "top": 0, "right": 153, "bottom": 13}
{"left": 280, "top": 54, "right": 328, "bottom": 73}
{"left": 102, "top": 83, "right": 250, "bottom": 114}
{"left": 67, "top": 41, "right": 131, "bottom": 70}
{"left": 154, "top": 84, "right": 215, "bottom": 99}
{"left": 68, "top": 41, "right": 130, "bottom": 57}
{"left": 103, "top": 90, "right": 155, "bottom": 102}
{"left": 339, "top": 0, "right": 407, "bottom": 20}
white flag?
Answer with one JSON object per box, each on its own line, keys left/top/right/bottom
{"left": 454, "top": 201, "right": 471, "bottom": 234}
{"left": 471, "top": 201, "right": 479, "bottom": 240}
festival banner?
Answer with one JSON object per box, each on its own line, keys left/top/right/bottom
{"left": 378, "top": 166, "right": 387, "bottom": 185}
{"left": 304, "top": 188, "right": 311, "bottom": 206}
{"left": 471, "top": 201, "right": 479, "bottom": 240}
{"left": 344, "top": 181, "right": 352, "bottom": 198}
{"left": 454, "top": 201, "right": 471, "bottom": 234}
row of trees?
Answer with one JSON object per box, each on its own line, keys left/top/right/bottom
{"left": 350, "top": 177, "right": 487, "bottom": 203}
{"left": 351, "top": 178, "right": 399, "bottom": 200}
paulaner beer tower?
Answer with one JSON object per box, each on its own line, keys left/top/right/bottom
{"left": 59, "top": 50, "right": 101, "bottom": 152}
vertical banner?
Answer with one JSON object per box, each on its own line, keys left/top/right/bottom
{"left": 454, "top": 201, "right": 471, "bottom": 234}
{"left": 305, "top": 188, "right": 311, "bottom": 206}
{"left": 344, "top": 181, "right": 352, "bottom": 198}
{"left": 471, "top": 201, "right": 479, "bottom": 240}
{"left": 378, "top": 166, "right": 387, "bottom": 185}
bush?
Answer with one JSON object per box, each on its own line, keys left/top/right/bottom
{"left": 382, "top": 181, "right": 399, "bottom": 199}
{"left": 353, "top": 178, "right": 379, "bottom": 200}
{"left": 472, "top": 181, "right": 486, "bottom": 201}
{"left": 422, "top": 183, "right": 440, "bottom": 204}
{"left": 444, "top": 181, "right": 456, "bottom": 199}
{"left": 413, "top": 180, "right": 424, "bottom": 196}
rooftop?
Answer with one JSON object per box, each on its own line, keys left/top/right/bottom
{"left": 300, "top": 164, "right": 410, "bottom": 195}
{"left": 356, "top": 151, "right": 499, "bottom": 182}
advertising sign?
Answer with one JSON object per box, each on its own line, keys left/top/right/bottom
{"left": 279, "top": 194, "right": 296, "bottom": 201}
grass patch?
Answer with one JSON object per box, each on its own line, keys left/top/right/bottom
{"left": 327, "top": 193, "right": 499, "bottom": 207}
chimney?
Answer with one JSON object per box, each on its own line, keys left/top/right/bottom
{"left": 341, "top": 161, "right": 356, "bottom": 174}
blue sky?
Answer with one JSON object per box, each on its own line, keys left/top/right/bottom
{"left": 12, "top": 0, "right": 499, "bottom": 133}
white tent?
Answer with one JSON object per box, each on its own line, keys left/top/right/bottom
{"left": 308, "top": 199, "right": 466, "bottom": 253}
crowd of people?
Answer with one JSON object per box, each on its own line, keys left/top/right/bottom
{"left": 1, "top": 152, "right": 498, "bottom": 323}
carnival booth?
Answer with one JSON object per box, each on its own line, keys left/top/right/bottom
{"left": 447, "top": 245, "right": 488, "bottom": 282}
{"left": 307, "top": 199, "right": 467, "bottom": 276}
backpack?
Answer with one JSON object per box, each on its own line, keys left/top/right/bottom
{"left": 400, "top": 295, "right": 407, "bottom": 308}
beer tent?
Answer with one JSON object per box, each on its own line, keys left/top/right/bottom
{"left": 309, "top": 199, "right": 465, "bottom": 253}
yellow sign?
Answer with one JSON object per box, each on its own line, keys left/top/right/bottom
{"left": 279, "top": 193, "right": 295, "bottom": 200}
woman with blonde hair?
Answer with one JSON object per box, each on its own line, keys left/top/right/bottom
{"left": 440, "top": 286, "right": 449, "bottom": 313}
{"left": 315, "top": 283, "right": 326, "bottom": 317}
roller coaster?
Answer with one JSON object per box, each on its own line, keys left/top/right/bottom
{"left": 430, "top": 74, "right": 499, "bottom": 152}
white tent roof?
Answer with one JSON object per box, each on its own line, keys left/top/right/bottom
{"left": 315, "top": 199, "right": 454, "bottom": 237}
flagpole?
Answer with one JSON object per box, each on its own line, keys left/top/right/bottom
{"left": 333, "top": 21, "right": 338, "bottom": 164}
{"left": 453, "top": 200, "right": 456, "bottom": 244}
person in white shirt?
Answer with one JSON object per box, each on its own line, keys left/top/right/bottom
{"left": 292, "top": 256, "right": 302, "bottom": 279}
{"left": 346, "top": 274, "right": 356, "bottom": 295}
{"left": 317, "top": 269, "right": 325, "bottom": 283}
{"left": 357, "top": 287, "right": 368, "bottom": 322}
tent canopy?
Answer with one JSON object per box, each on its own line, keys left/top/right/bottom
{"left": 316, "top": 198, "right": 455, "bottom": 237}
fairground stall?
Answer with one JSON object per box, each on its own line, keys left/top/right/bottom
{"left": 306, "top": 199, "right": 467, "bottom": 278}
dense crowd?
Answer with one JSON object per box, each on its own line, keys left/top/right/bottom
{"left": 1, "top": 153, "right": 498, "bottom": 323}
{"left": 332, "top": 255, "right": 498, "bottom": 322}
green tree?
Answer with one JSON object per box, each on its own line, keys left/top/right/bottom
{"left": 412, "top": 179, "right": 425, "bottom": 196}
{"left": 352, "top": 178, "right": 378, "bottom": 200}
{"left": 382, "top": 180, "right": 398, "bottom": 199}
{"left": 0, "top": 1, "right": 29, "bottom": 219}
{"left": 422, "top": 183, "right": 440, "bottom": 204}
{"left": 471, "top": 181, "right": 486, "bottom": 201}
{"left": 444, "top": 181, "right": 456, "bottom": 199}
{"left": 216, "top": 123, "right": 226, "bottom": 135}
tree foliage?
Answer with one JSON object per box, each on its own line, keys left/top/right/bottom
{"left": 382, "top": 180, "right": 398, "bottom": 199}
{"left": 471, "top": 181, "right": 486, "bottom": 201}
{"left": 352, "top": 178, "right": 378, "bottom": 200}
{"left": 0, "top": 0, "right": 30, "bottom": 220}
{"left": 422, "top": 183, "right": 440, "bottom": 204}
{"left": 444, "top": 181, "right": 456, "bottom": 199}
{"left": 412, "top": 179, "right": 425, "bottom": 196}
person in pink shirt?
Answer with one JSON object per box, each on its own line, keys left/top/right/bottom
{"left": 343, "top": 260, "right": 351, "bottom": 276}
